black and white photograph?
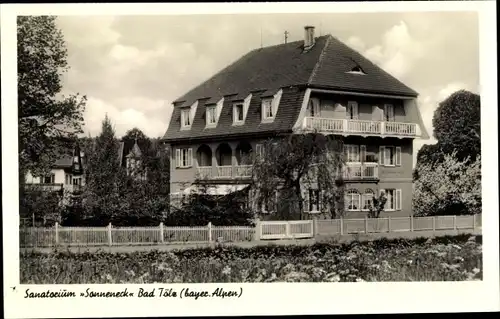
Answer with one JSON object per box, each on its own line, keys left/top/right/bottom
{"left": 2, "top": 1, "right": 498, "bottom": 317}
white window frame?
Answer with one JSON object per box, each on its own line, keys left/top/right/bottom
{"left": 344, "top": 144, "right": 361, "bottom": 163}
{"left": 175, "top": 148, "right": 193, "bottom": 168}
{"left": 65, "top": 173, "right": 72, "bottom": 185}
{"left": 181, "top": 109, "right": 191, "bottom": 128}
{"left": 72, "top": 177, "right": 82, "bottom": 186}
{"left": 206, "top": 105, "right": 217, "bottom": 126}
{"left": 262, "top": 98, "right": 273, "bottom": 120}
{"left": 345, "top": 189, "right": 361, "bottom": 211}
{"left": 233, "top": 102, "right": 244, "bottom": 124}
{"left": 380, "top": 188, "right": 402, "bottom": 211}
{"left": 362, "top": 189, "right": 375, "bottom": 211}
{"left": 379, "top": 146, "right": 402, "bottom": 167}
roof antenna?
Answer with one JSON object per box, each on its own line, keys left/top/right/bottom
{"left": 284, "top": 30, "right": 289, "bottom": 44}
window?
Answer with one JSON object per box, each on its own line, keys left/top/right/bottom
{"left": 65, "top": 174, "right": 72, "bottom": 185}
{"left": 381, "top": 189, "right": 402, "bottom": 211}
{"left": 384, "top": 104, "right": 395, "bottom": 122}
{"left": 307, "top": 98, "right": 321, "bottom": 117}
{"left": 181, "top": 109, "right": 191, "bottom": 128}
{"left": 175, "top": 148, "right": 193, "bottom": 168}
{"left": 206, "top": 106, "right": 216, "bottom": 125}
{"left": 233, "top": 103, "right": 244, "bottom": 123}
{"left": 346, "top": 101, "right": 359, "bottom": 119}
{"left": 262, "top": 99, "right": 273, "bottom": 119}
{"left": 362, "top": 189, "right": 375, "bottom": 211}
{"left": 379, "top": 146, "right": 402, "bottom": 166}
{"left": 43, "top": 174, "right": 55, "bottom": 184}
{"left": 72, "top": 177, "right": 82, "bottom": 186}
{"left": 345, "top": 189, "right": 360, "bottom": 211}
{"left": 344, "top": 144, "right": 360, "bottom": 162}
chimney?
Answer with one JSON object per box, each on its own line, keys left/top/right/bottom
{"left": 304, "top": 25, "right": 315, "bottom": 49}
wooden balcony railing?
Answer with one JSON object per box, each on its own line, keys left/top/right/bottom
{"left": 196, "top": 165, "right": 253, "bottom": 179}
{"left": 303, "top": 117, "right": 419, "bottom": 137}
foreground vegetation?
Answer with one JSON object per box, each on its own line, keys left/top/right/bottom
{"left": 20, "top": 234, "right": 482, "bottom": 283}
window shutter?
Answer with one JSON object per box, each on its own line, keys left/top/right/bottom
{"left": 312, "top": 98, "right": 321, "bottom": 117}
{"left": 395, "top": 147, "right": 402, "bottom": 166}
{"left": 396, "top": 189, "right": 402, "bottom": 210}
{"left": 360, "top": 145, "right": 366, "bottom": 163}
{"left": 188, "top": 148, "right": 193, "bottom": 167}
{"left": 175, "top": 149, "right": 181, "bottom": 167}
{"left": 383, "top": 104, "right": 388, "bottom": 121}
{"left": 379, "top": 146, "right": 385, "bottom": 165}
{"left": 352, "top": 102, "right": 358, "bottom": 120}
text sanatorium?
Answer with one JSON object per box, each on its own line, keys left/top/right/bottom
{"left": 25, "top": 289, "right": 76, "bottom": 298}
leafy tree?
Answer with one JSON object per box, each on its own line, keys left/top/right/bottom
{"left": 413, "top": 151, "right": 481, "bottom": 216}
{"left": 168, "top": 183, "right": 254, "bottom": 227}
{"left": 367, "top": 193, "right": 387, "bottom": 219}
{"left": 80, "top": 115, "right": 121, "bottom": 225}
{"left": 251, "top": 133, "right": 345, "bottom": 219}
{"left": 432, "top": 90, "right": 480, "bottom": 162}
{"left": 17, "top": 16, "right": 86, "bottom": 179}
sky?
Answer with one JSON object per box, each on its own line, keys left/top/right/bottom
{"left": 55, "top": 12, "right": 480, "bottom": 160}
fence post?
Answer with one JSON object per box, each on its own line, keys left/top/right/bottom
{"left": 388, "top": 216, "right": 392, "bottom": 233}
{"left": 473, "top": 214, "right": 476, "bottom": 231}
{"left": 453, "top": 215, "right": 457, "bottom": 232}
{"left": 55, "top": 222, "right": 59, "bottom": 246}
{"left": 340, "top": 217, "right": 344, "bottom": 236}
{"left": 410, "top": 215, "right": 414, "bottom": 232}
{"left": 208, "top": 222, "right": 212, "bottom": 243}
{"left": 108, "top": 222, "right": 112, "bottom": 246}
{"left": 432, "top": 216, "right": 436, "bottom": 232}
{"left": 160, "top": 222, "right": 164, "bottom": 244}
{"left": 254, "top": 218, "right": 261, "bottom": 241}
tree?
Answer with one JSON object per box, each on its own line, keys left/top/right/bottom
{"left": 251, "top": 133, "right": 345, "bottom": 220}
{"left": 168, "top": 183, "right": 254, "bottom": 227}
{"left": 413, "top": 151, "right": 481, "bottom": 217}
{"left": 367, "top": 193, "right": 387, "bottom": 219}
{"left": 80, "top": 115, "right": 121, "bottom": 225}
{"left": 17, "top": 16, "right": 86, "bottom": 179}
{"left": 432, "top": 90, "right": 480, "bottom": 162}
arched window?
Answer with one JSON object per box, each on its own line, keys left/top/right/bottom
{"left": 362, "top": 189, "right": 375, "bottom": 211}
{"left": 345, "top": 189, "right": 360, "bottom": 211}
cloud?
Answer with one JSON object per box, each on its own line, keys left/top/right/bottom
{"left": 363, "top": 21, "right": 424, "bottom": 80}
{"left": 84, "top": 97, "right": 171, "bottom": 138}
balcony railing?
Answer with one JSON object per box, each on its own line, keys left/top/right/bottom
{"left": 343, "top": 163, "right": 379, "bottom": 180}
{"left": 24, "top": 183, "right": 64, "bottom": 192}
{"left": 196, "top": 165, "right": 253, "bottom": 179}
{"left": 303, "top": 117, "right": 419, "bottom": 137}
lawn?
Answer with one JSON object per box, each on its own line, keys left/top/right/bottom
{"left": 20, "top": 234, "right": 482, "bottom": 283}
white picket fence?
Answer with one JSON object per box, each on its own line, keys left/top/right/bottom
{"left": 19, "top": 214, "right": 481, "bottom": 247}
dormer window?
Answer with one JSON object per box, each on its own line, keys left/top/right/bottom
{"left": 206, "top": 106, "right": 216, "bottom": 125}
{"left": 181, "top": 109, "right": 191, "bottom": 128}
{"left": 233, "top": 102, "right": 244, "bottom": 124}
{"left": 261, "top": 89, "right": 283, "bottom": 123}
{"left": 262, "top": 99, "right": 273, "bottom": 120}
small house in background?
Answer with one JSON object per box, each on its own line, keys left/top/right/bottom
{"left": 24, "top": 143, "right": 86, "bottom": 195}
{"left": 117, "top": 137, "right": 147, "bottom": 180}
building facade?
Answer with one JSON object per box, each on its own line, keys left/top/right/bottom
{"left": 162, "top": 26, "right": 429, "bottom": 218}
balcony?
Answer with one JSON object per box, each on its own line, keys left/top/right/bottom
{"left": 196, "top": 165, "right": 253, "bottom": 180}
{"left": 343, "top": 163, "right": 379, "bottom": 180}
{"left": 24, "top": 183, "right": 64, "bottom": 192}
{"left": 303, "top": 117, "right": 419, "bottom": 137}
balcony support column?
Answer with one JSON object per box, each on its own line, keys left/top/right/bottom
{"left": 211, "top": 144, "right": 217, "bottom": 178}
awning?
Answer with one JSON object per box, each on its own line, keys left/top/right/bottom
{"left": 183, "top": 184, "right": 249, "bottom": 196}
